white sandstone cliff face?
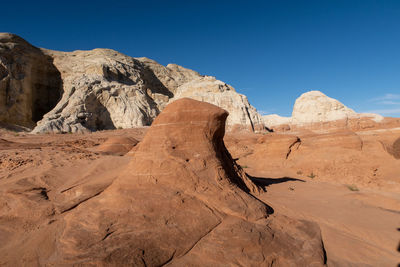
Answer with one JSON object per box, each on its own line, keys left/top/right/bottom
{"left": 4, "top": 43, "right": 261, "bottom": 133}
{"left": 32, "top": 49, "right": 163, "bottom": 133}
{"left": 0, "top": 33, "right": 263, "bottom": 133}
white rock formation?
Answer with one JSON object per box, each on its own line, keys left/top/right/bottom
{"left": 30, "top": 49, "right": 263, "bottom": 133}
{"left": 291, "top": 91, "right": 358, "bottom": 125}
{"left": 0, "top": 33, "right": 264, "bottom": 133}
{"left": 263, "top": 90, "right": 385, "bottom": 129}
{"left": 32, "top": 49, "right": 163, "bottom": 133}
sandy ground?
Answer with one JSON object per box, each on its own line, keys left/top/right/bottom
{"left": 247, "top": 168, "right": 400, "bottom": 266}
{"left": 0, "top": 127, "right": 399, "bottom": 266}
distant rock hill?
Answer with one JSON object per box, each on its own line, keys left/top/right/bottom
{"left": 263, "top": 91, "right": 398, "bottom": 131}
{"left": 0, "top": 33, "right": 263, "bottom": 133}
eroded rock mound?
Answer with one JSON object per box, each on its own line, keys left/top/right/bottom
{"left": 0, "top": 98, "right": 325, "bottom": 266}
{"left": 291, "top": 91, "right": 358, "bottom": 125}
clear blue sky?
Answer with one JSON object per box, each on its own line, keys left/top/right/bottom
{"left": 3, "top": 0, "right": 400, "bottom": 117}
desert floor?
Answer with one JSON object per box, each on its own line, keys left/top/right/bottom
{"left": 1, "top": 127, "right": 399, "bottom": 266}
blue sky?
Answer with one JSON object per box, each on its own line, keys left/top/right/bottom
{"left": 2, "top": 0, "right": 400, "bottom": 117}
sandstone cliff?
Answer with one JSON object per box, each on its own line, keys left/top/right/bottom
{"left": 0, "top": 33, "right": 263, "bottom": 133}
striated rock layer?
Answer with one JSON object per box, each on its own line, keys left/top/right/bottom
{"left": 0, "top": 99, "right": 325, "bottom": 266}
{"left": 0, "top": 33, "right": 263, "bottom": 133}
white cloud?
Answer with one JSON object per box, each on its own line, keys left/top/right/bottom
{"left": 364, "top": 108, "right": 400, "bottom": 115}
{"left": 377, "top": 100, "right": 400, "bottom": 105}
{"left": 370, "top": 93, "right": 400, "bottom": 102}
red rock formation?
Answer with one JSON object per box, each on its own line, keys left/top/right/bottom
{"left": 0, "top": 98, "right": 325, "bottom": 266}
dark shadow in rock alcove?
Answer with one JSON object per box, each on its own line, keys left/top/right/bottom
{"left": 140, "top": 65, "right": 174, "bottom": 99}
{"left": 31, "top": 53, "right": 63, "bottom": 123}
{"left": 82, "top": 94, "right": 115, "bottom": 131}
{"left": 102, "top": 64, "right": 135, "bottom": 86}
{"left": 140, "top": 63, "right": 175, "bottom": 120}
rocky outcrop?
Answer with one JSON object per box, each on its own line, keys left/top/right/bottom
{"left": 32, "top": 49, "right": 164, "bottom": 133}
{"left": 0, "top": 33, "right": 62, "bottom": 128}
{"left": 263, "top": 91, "right": 387, "bottom": 131}
{"left": 0, "top": 33, "right": 264, "bottom": 133}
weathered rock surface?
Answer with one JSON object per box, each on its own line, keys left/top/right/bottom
{"left": 263, "top": 91, "right": 392, "bottom": 131}
{"left": 0, "top": 99, "right": 325, "bottom": 266}
{"left": 0, "top": 33, "right": 62, "bottom": 128}
{"left": 0, "top": 33, "right": 263, "bottom": 133}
